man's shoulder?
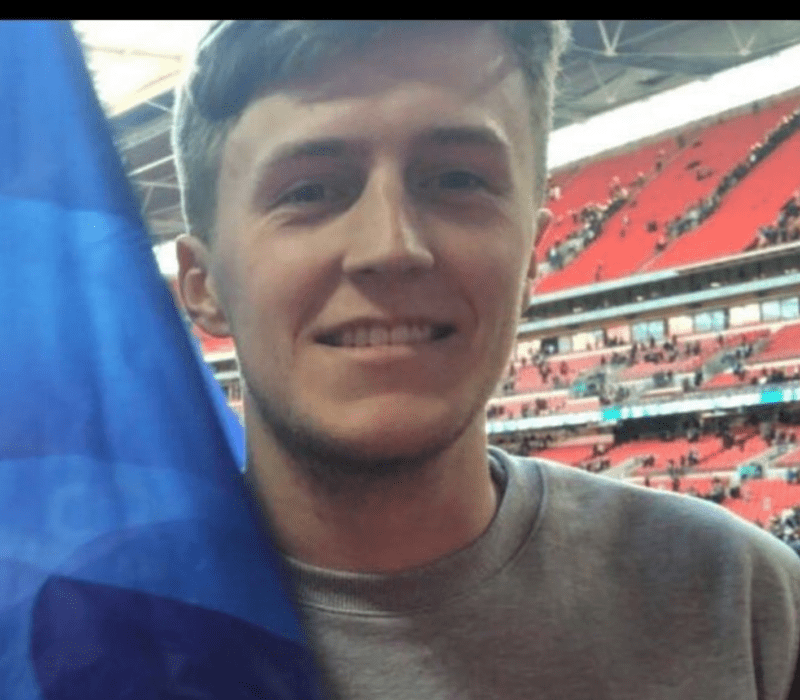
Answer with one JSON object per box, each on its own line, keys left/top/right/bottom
{"left": 495, "top": 448, "right": 800, "bottom": 580}
{"left": 492, "top": 449, "right": 800, "bottom": 700}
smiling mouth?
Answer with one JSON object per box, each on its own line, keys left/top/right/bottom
{"left": 316, "top": 322, "right": 456, "bottom": 348}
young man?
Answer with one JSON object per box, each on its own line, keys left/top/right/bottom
{"left": 174, "top": 21, "right": 800, "bottom": 699}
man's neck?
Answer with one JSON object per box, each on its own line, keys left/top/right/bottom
{"left": 243, "top": 420, "right": 498, "bottom": 574}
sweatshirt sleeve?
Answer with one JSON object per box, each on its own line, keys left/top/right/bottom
{"left": 747, "top": 531, "right": 800, "bottom": 700}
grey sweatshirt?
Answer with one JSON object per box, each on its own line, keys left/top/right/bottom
{"left": 287, "top": 448, "right": 800, "bottom": 699}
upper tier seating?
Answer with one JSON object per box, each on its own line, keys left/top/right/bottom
{"left": 537, "top": 138, "right": 675, "bottom": 264}
{"left": 535, "top": 95, "right": 800, "bottom": 292}
{"left": 645, "top": 128, "right": 800, "bottom": 271}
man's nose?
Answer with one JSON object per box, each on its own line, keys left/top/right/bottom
{"left": 341, "top": 165, "right": 435, "bottom": 277}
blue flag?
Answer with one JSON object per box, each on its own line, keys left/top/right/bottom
{"left": 0, "top": 21, "right": 322, "bottom": 699}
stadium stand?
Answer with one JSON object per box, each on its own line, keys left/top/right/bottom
{"left": 488, "top": 324, "right": 780, "bottom": 422}
{"left": 192, "top": 325, "right": 235, "bottom": 355}
{"left": 646, "top": 127, "right": 800, "bottom": 271}
{"left": 723, "top": 479, "right": 800, "bottom": 524}
{"left": 751, "top": 320, "right": 800, "bottom": 364}
{"left": 535, "top": 95, "right": 800, "bottom": 292}
{"left": 530, "top": 443, "right": 597, "bottom": 467}
{"left": 492, "top": 90, "right": 800, "bottom": 539}
{"left": 538, "top": 137, "right": 675, "bottom": 265}
{"left": 774, "top": 445, "right": 800, "bottom": 467}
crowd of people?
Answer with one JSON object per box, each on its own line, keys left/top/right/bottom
{"left": 500, "top": 348, "right": 576, "bottom": 395}
{"left": 765, "top": 506, "right": 800, "bottom": 557}
{"left": 667, "top": 475, "right": 729, "bottom": 504}
{"left": 544, "top": 192, "right": 628, "bottom": 272}
{"left": 541, "top": 102, "right": 800, "bottom": 272}
{"left": 749, "top": 190, "right": 800, "bottom": 250}
{"left": 492, "top": 414, "right": 800, "bottom": 548}
{"left": 762, "top": 423, "right": 799, "bottom": 447}
{"left": 730, "top": 364, "right": 800, "bottom": 386}
{"left": 662, "top": 105, "right": 800, "bottom": 247}
{"left": 489, "top": 324, "right": 800, "bottom": 425}
{"left": 576, "top": 441, "right": 612, "bottom": 473}
{"left": 613, "top": 334, "right": 703, "bottom": 366}
{"left": 502, "top": 334, "right": 708, "bottom": 400}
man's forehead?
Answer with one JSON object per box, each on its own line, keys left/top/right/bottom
{"left": 222, "top": 27, "right": 534, "bottom": 165}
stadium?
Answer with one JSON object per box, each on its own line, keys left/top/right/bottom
{"left": 77, "top": 20, "right": 800, "bottom": 547}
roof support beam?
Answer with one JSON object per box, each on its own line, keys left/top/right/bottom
{"left": 588, "top": 60, "right": 617, "bottom": 105}
{"left": 144, "top": 99, "right": 172, "bottom": 113}
{"left": 136, "top": 180, "right": 180, "bottom": 189}
{"left": 726, "top": 20, "right": 747, "bottom": 56}
{"left": 596, "top": 20, "right": 615, "bottom": 56}
{"left": 128, "top": 154, "right": 174, "bottom": 177}
{"left": 82, "top": 44, "right": 182, "bottom": 62}
{"left": 142, "top": 185, "right": 154, "bottom": 210}
{"left": 744, "top": 25, "right": 760, "bottom": 56}
{"left": 146, "top": 202, "right": 183, "bottom": 217}
{"left": 611, "top": 21, "right": 625, "bottom": 53}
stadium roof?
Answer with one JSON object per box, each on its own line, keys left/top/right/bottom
{"left": 555, "top": 20, "right": 800, "bottom": 128}
{"left": 72, "top": 20, "right": 800, "bottom": 247}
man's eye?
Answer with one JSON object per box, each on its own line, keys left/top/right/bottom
{"left": 280, "top": 183, "right": 331, "bottom": 204}
{"left": 274, "top": 177, "right": 365, "bottom": 212}
{"left": 424, "top": 171, "right": 488, "bottom": 191}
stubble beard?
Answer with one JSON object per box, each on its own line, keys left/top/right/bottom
{"left": 242, "top": 374, "right": 493, "bottom": 496}
{"left": 238, "top": 289, "right": 523, "bottom": 495}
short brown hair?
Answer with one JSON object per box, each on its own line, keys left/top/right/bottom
{"left": 172, "top": 20, "right": 569, "bottom": 244}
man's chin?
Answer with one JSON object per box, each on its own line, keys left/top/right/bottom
{"left": 249, "top": 393, "right": 477, "bottom": 490}
{"left": 283, "top": 422, "right": 461, "bottom": 486}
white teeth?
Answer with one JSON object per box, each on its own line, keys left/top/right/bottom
{"left": 327, "top": 323, "right": 446, "bottom": 347}
{"left": 369, "top": 326, "right": 389, "bottom": 346}
{"left": 354, "top": 327, "right": 370, "bottom": 347}
{"left": 410, "top": 324, "right": 429, "bottom": 343}
{"left": 389, "top": 325, "right": 412, "bottom": 344}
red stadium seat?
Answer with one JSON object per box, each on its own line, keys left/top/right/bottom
{"left": 535, "top": 95, "right": 800, "bottom": 292}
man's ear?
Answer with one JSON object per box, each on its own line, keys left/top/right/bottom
{"left": 528, "top": 208, "right": 552, "bottom": 280}
{"left": 175, "top": 234, "right": 231, "bottom": 337}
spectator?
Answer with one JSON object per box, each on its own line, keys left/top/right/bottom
{"left": 174, "top": 21, "right": 800, "bottom": 699}
{"left": 729, "top": 472, "right": 742, "bottom": 499}
{"left": 709, "top": 477, "right": 725, "bottom": 504}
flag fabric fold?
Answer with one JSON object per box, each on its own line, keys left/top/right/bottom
{"left": 0, "top": 21, "right": 321, "bottom": 699}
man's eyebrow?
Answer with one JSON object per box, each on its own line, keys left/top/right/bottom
{"left": 416, "top": 126, "right": 509, "bottom": 151}
{"left": 264, "top": 138, "right": 352, "bottom": 165}
{"left": 249, "top": 128, "right": 510, "bottom": 195}
{"left": 249, "top": 139, "right": 354, "bottom": 198}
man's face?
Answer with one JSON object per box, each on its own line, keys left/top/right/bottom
{"left": 201, "top": 24, "right": 544, "bottom": 470}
